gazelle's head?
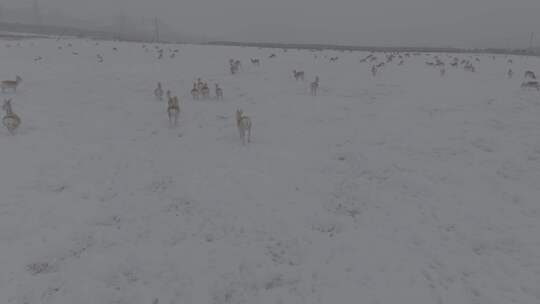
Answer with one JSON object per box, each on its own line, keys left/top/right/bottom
{"left": 236, "top": 109, "right": 244, "bottom": 120}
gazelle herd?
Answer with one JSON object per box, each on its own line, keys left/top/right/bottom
{"left": 1, "top": 40, "right": 538, "bottom": 144}
{"left": 155, "top": 78, "right": 251, "bottom": 143}
{"left": 190, "top": 78, "right": 221, "bottom": 101}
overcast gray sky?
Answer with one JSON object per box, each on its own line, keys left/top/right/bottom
{"left": 4, "top": 0, "right": 540, "bottom": 47}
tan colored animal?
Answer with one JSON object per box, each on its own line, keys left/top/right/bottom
{"left": 191, "top": 83, "right": 199, "bottom": 100}
{"left": 2, "top": 99, "right": 20, "bottom": 135}
{"left": 293, "top": 70, "right": 305, "bottom": 81}
{"left": 524, "top": 70, "right": 536, "bottom": 80}
{"left": 310, "top": 76, "right": 319, "bottom": 96}
{"left": 166, "top": 91, "right": 180, "bottom": 126}
{"left": 236, "top": 109, "right": 252, "bottom": 145}
{"left": 200, "top": 83, "right": 210, "bottom": 99}
{"left": 251, "top": 58, "right": 260, "bottom": 66}
{"left": 521, "top": 81, "right": 540, "bottom": 91}
{"left": 197, "top": 78, "right": 205, "bottom": 91}
{"left": 1, "top": 76, "right": 22, "bottom": 93}
{"left": 230, "top": 61, "right": 241, "bottom": 74}
{"left": 215, "top": 84, "right": 223, "bottom": 100}
{"left": 154, "top": 82, "right": 164, "bottom": 100}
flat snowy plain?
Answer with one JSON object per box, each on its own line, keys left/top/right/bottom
{"left": 1, "top": 37, "right": 540, "bottom": 304}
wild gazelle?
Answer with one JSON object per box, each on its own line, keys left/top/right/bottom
{"left": 236, "top": 109, "right": 252, "bottom": 145}
{"left": 310, "top": 76, "right": 319, "bottom": 96}
{"left": 2, "top": 99, "right": 21, "bottom": 135}
{"left": 521, "top": 81, "right": 540, "bottom": 91}
{"left": 1, "top": 76, "right": 22, "bottom": 93}
{"left": 251, "top": 58, "right": 261, "bottom": 66}
{"left": 524, "top": 71, "right": 537, "bottom": 80}
{"left": 200, "top": 83, "right": 210, "bottom": 99}
{"left": 215, "top": 84, "right": 223, "bottom": 100}
{"left": 191, "top": 83, "right": 200, "bottom": 100}
{"left": 293, "top": 70, "right": 305, "bottom": 81}
{"left": 154, "top": 82, "right": 164, "bottom": 101}
{"left": 196, "top": 78, "right": 205, "bottom": 91}
{"left": 166, "top": 91, "right": 180, "bottom": 127}
{"left": 230, "top": 60, "right": 241, "bottom": 75}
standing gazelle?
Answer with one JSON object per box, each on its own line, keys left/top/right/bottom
{"left": 371, "top": 65, "right": 377, "bottom": 77}
{"left": 293, "top": 70, "right": 305, "bottom": 81}
{"left": 2, "top": 99, "right": 20, "bottom": 135}
{"left": 236, "top": 109, "right": 252, "bottom": 145}
{"left": 166, "top": 91, "right": 180, "bottom": 127}
{"left": 200, "top": 83, "right": 210, "bottom": 99}
{"left": 154, "top": 82, "right": 164, "bottom": 101}
{"left": 191, "top": 83, "right": 200, "bottom": 100}
{"left": 215, "top": 84, "right": 223, "bottom": 100}
{"left": 310, "top": 76, "right": 319, "bottom": 96}
{"left": 507, "top": 68, "right": 513, "bottom": 79}
{"left": 1, "top": 76, "right": 22, "bottom": 93}
{"left": 251, "top": 58, "right": 260, "bottom": 66}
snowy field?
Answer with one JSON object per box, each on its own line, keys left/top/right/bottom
{"left": 1, "top": 38, "right": 540, "bottom": 304}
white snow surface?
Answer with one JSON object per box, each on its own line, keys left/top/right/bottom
{"left": 1, "top": 38, "right": 540, "bottom": 304}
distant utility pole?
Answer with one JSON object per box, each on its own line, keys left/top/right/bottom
{"left": 528, "top": 32, "right": 535, "bottom": 54}
{"left": 154, "top": 16, "right": 160, "bottom": 43}
{"left": 33, "top": 0, "right": 42, "bottom": 25}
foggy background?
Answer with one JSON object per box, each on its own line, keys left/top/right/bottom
{"left": 1, "top": 0, "right": 540, "bottom": 48}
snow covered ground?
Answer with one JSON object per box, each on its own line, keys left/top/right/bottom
{"left": 1, "top": 38, "right": 540, "bottom": 304}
